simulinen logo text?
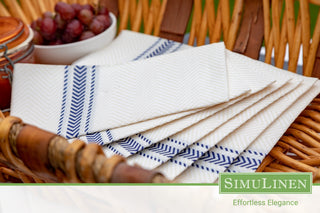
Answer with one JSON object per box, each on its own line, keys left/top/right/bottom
{"left": 219, "top": 173, "right": 312, "bottom": 194}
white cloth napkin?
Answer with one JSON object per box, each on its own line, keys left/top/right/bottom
{"left": 103, "top": 93, "right": 248, "bottom": 157}
{"left": 159, "top": 78, "right": 300, "bottom": 180}
{"left": 154, "top": 50, "right": 300, "bottom": 180}
{"left": 103, "top": 47, "right": 282, "bottom": 158}
{"left": 226, "top": 80, "right": 320, "bottom": 173}
{"left": 75, "top": 31, "right": 195, "bottom": 143}
{"left": 73, "top": 30, "right": 191, "bottom": 66}
{"left": 175, "top": 77, "right": 319, "bottom": 183}
{"left": 126, "top": 51, "right": 294, "bottom": 171}
{"left": 11, "top": 43, "right": 232, "bottom": 139}
{"left": 10, "top": 30, "right": 320, "bottom": 184}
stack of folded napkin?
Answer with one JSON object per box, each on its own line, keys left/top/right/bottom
{"left": 10, "top": 30, "right": 320, "bottom": 183}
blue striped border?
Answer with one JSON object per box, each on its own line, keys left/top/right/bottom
{"left": 57, "top": 66, "right": 70, "bottom": 135}
{"left": 66, "top": 65, "right": 87, "bottom": 139}
{"left": 84, "top": 65, "right": 96, "bottom": 133}
{"left": 133, "top": 38, "right": 162, "bottom": 61}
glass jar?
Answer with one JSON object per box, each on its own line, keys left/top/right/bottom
{"left": 0, "top": 17, "right": 35, "bottom": 111}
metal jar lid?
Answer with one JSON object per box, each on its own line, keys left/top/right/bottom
{"left": 0, "top": 17, "right": 33, "bottom": 84}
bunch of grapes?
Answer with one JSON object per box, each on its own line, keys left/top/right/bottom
{"left": 31, "top": 2, "right": 112, "bottom": 45}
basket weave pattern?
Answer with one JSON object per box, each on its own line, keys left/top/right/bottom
{"left": 1, "top": 0, "right": 320, "bottom": 182}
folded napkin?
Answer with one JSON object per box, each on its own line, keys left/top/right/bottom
{"left": 161, "top": 79, "right": 300, "bottom": 181}
{"left": 103, "top": 94, "right": 247, "bottom": 157}
{"left": 226, "top": 80, "right": 320, "bottom": 173}
{"left": 176, "top": 77, "right": 319, "bottom": 183}
{"left": 10, "top": 30, "right": 320, "bottom": 184}
{"left": 126, "top": 51, "right": 293, "bottom": 171}
{"left": 73, "top": 30, "right": 190, "bottom": 66}
{"left": 74, "top": 31, "right": 196, "bottom": 143}
{"left": 154, "top": 50, "right": 300, "bottom": 180}
{"left": 11, "top": 43, "right": 232, "bottom": 139}
{"left": 103, "top": 48, "right": 281, "bottom": 158}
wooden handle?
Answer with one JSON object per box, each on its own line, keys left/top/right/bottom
{"left": 0, "top": 116, "right": 168, "bottom": 183}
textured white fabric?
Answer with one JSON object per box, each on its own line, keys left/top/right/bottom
{"left": 103, "top": 49, "right": 280, "bottom": 158}
{"left": 73, "top": 30, "right": 191, "bottom": 66}
{"left": 175, "top": 78, "right": 319, "bottom": 183}
{"left": 11, "top": 43, "right": 232, "bottom": 139}
{"left": 226, "top": 80, "right": 320, "bottom": 173}
{"left": 9, "top": 30, "right": 320, "bottom": 183}
{"left": 154, "top": 51, "right": 301, "bottom": 180}
{"left": 126, "top": 51, "right": 295, "bottom": 171}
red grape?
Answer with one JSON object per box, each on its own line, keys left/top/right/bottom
{"left": 78, "top": 9, "right": 93, "bottom": 26}
{"left": 49, "top": 39, "right": 63, "bottom": 45}
{"left": 65, "top": 19, "right": 84, "bottom": 38}
{"left": 98, "top": 7, "right": 109, "bottom": 16}
{"left": 71, "top": 3, "right": 82, "bottom": 15}
{"left": 32, "top": 2, "right": 112, "bottom": 46}
{"left": 54, "top": 13, "right": 66, "bottom": 30}
{"left": 40, "top": 17, "right": 57, "bottom": 41}
{"left": 82, "top": 4, "right": 94, "bottom": 13}
{"left": 55, "top": 2, "right": 76, "bottom": 21}
{"left": 61, "top": 32, "right": 74, "bottom": 43}
{"left": 79, "top": 31, "right": 95, "bottom": 41}
{"left": 36, "top": 18, "right": 43, "bottom": 28}
{"left": 31, "top": 18, "right": 43, "bottom": 33}
{"left": 95, "top": 15, "right": 111, "bottom": 29}
{"left": 31, "top": 19, "right": 40, "bottom": 31}
{"left": 33, "top": 30, "right": 44, "bottom": 45}
{"left": 89, "top": 18, "right": 105, "bottom": 35}
{"left": 43, "top": 11, "right": 53, "bottom": 19}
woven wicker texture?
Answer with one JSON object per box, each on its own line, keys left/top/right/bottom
{"left": 0, "top": 111, "right": 167, "bottom": 183}
{"left": 1, "top": 0, "right": 320, "bottom": 182}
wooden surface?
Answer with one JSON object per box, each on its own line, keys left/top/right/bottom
{"left": 233, "top": 0, "right": 264, "bottom": 60}
{"left": 159, "top": 0, "right": 193, "bottom": 42}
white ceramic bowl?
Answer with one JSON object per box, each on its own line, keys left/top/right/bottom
{"left": 34, "top": 13, "right": 117, "bottom": 65}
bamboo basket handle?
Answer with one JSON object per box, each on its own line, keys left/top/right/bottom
{"left": 0, "top": 117, "right": 168, "bottom": 183}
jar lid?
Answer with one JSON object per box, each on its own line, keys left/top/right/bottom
{"left": 0, "top": 17, "right": 29, "bottom": 53}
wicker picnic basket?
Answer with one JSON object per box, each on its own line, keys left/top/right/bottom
{"left": 1, "top": 0, "right": 320, "bottom": 183}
